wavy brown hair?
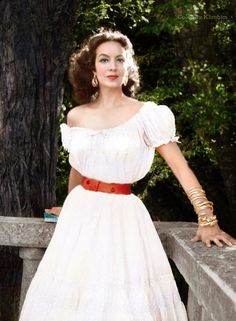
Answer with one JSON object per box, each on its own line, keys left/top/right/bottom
{"left": 68, "top": 29, "right": 140, "bottom": 104}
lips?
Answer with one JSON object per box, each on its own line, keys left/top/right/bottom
{"left": 107, "top": 75, "right": 118, "bottom": 80}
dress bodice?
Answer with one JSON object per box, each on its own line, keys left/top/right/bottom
{"left": 60, "top": 102, "right": 179, "bottom": 184}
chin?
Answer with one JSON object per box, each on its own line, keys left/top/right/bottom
{"left": 102, "top": 83, "right": 122, "bottom": 89}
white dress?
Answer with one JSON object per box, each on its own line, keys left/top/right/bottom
{"left": 19, "top": 101, "right": 188, "bottom": 321}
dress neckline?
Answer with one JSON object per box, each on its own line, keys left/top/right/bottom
{"left": 62, "top": 101, "right": 153, "bottom": 133}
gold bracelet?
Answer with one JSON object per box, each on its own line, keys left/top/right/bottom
{"left": 194, "top": 203, "right": 214, "bottom": 213}
{"left": 198, "top": 215, "right": 218, "bottom": 227}
{"left": 192, "top": 200, "right": 213, "bottom": 206}
{"left": 198, "top": 221, "right": 218, "bottom": 227}
{"left": 188, "top": 194, "right": 206, "bottom": 202}
{"left": 187, "top": 189, "right": 205, "bottom": 198}
{"left": 198, "top": 212, "right": 213, "bottom": 217}
{"left": 194, "top": 203, "right": 213, "bottom": 212}
{"left": 197, "top": 210, "right": 214, "bottom": 217}
{"left": 193, "top": 201, "right": 213, "bottom": 208}
{"left": 186, "top": 186, "right": 216, "bottom": 219}
{"left": 198, "top": 214, "right": 217, "bottom": 222}
{"left": 189, "top": 194, "right": 208, "bottom": 202}
{"left": 187, "top": 186, "right": 205, "bottom": 193}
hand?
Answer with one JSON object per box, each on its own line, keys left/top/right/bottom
{"left": 191, "top": 223, "right": 236, "bottom": 248}
{"left": 44, "top": 207, "right": 62, "bottom": 216}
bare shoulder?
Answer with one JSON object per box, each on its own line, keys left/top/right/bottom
{"left": 124, "top": 97, "right": 145, "bottom": 111}
{"left": 66, "top": 104, "right": 89, "bottom": 127}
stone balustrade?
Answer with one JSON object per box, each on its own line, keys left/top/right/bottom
{"left": 0, "top": 216, "right": 235, "bottom": 320}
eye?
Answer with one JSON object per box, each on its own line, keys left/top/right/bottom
{"left": 117, "top": 57, "right": 125, "bottom": 63}
{"left": 99, "top": 58, "right": 109, "bottom": 63}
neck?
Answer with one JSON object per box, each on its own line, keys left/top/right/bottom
{"left": 95, "top": 87, "right": 126, "bottom": 109}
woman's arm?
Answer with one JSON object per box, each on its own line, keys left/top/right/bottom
{"left": 156, "top": 142, "right": 236, "bottom": 248}
{"left": 68, "top": 167, "right": 83, "bottom": 193}
{"left": 156, "top": 143, "right": 201, "bottom": 193}
{"left": 45, "top": 168, "right": 82, "bottom": 215}
{"left": 66, "top": 109, "right": 84, "bottom": 193}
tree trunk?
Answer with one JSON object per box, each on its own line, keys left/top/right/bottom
{"left": 0, "top": 1, "right": 80, "bottom": 319}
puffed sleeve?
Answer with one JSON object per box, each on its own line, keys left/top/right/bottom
{"left": 60, "top": 123, "right": 72, "bottom": 152}
{"left": 141, "top": 102, "right": 179, "bottom": 148}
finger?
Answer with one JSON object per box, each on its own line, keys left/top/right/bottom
{"left": 212, "top": 238, "right": 223, "bottom": 248}
{"left": 50, "top": 210, "right": 60, "bottom": 215}
{"left": 224, "top": 239, "right": 233, "bottom": 246}
{"left": 205, "top": 239, "right": 212, "bottom": 248}
{"left": 191, "top": 235, "right": 200, "bottom": 242}
{"left": 226, "top": 237, "right": 236, "bottom": 246}
{"left": 219, "top": 233, "right": 236, "bottom": 245}
{"left": 45, "top": 207, "right": 61, "bottom": 215}
{"left": 219, "top": 237, "right": 234, "bottom": 247}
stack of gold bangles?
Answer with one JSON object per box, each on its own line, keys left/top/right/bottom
{"left": 186, "top": 186, "right": 218, "bottom": 227}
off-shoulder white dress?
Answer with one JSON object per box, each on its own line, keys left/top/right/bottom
{"left": 19, "top": 102, "right": 188, "bottom": 321}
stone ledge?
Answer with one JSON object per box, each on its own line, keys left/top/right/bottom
{"left": 0, "top": 216, "right": 55, "bottom": 247}
{"left": 0, "top": 217, "right": 235, "bottom": 321}
{"left": 155, "top": 221, "right": 236, "bottom": 321}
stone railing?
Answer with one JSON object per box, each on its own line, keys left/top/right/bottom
{"left": 0, "top": 216, "right": 235, "bottom": 320}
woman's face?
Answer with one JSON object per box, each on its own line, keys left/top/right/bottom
{"left": 94, "top": 41, "right": 129, "bottom": 89}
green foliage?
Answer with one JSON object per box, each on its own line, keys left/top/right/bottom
{"left": 75, "top": 0, "right": 156, "bottom": 41}
{"left": 176, "top": 61, "right": 235, "bottom": 136}
{"left": 56, "top": 1, "right": 236, "bottom": 224}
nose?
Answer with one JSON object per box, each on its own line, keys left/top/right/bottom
{"left": 109, "top": 59, "right": 117, "bottom": 70}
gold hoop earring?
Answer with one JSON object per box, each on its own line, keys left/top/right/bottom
{"left": 123, "top": 75, "right": 128, "bottom": 86}
{"left": 92, "top": 72, "right": 99, "bottom": 87}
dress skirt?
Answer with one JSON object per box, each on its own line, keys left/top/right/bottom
{"left": 19, "top": 185, "right": 188, "bottom": 321}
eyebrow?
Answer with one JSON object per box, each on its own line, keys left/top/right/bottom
{"left": 98, "top": 53, "right": 125, "bottom": 58}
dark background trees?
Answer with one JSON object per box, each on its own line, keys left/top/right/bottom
{"left": 0, "top": 1, "right": 80, "bottom": 320}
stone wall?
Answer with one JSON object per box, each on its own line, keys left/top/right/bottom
{"left": 154, "top": 221, "right": 236, "bottom": 321}
{"left": 0, "top": 216, "right": 235, "bottom": 320}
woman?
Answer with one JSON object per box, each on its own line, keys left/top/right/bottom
{"left": 19, "top": 29, "right": 236, "bottom": 321}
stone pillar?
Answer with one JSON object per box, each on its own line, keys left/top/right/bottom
{"left": 187, "top": 287, "right": 202, "bottom": 321}
{"left": 18, "top": 247, "right": 45, "bottom": 313}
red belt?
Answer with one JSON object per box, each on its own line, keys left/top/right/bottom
{"left": 81, "top": 176, "right": 131, "bottom": 195}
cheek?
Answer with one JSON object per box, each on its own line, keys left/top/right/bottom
{"left": 95, "top": 62, "right": 106, "bottom": 75}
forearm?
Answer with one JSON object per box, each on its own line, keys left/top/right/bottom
{"left": 171, "top": 164, "right": 213, "bottom": 215}
{"left": 170, "top": 161, "right": 201, "bottom": 194}
{"left": 156, "top": 143, "right": 236, "bottom": 246}
{"left": 158, "top": 144, "right": 213, "bottom": 215}
{"left": 68, "top": 167, "right": 83, "bottom": 193}
{"left": 157, "top": 143, "right": 201, "bottom": 191}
